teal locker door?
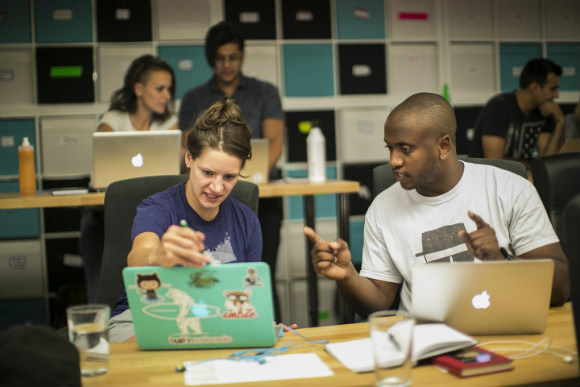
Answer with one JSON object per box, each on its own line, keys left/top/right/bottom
{"left": 283, "top": 44, "right": 334, "bottom": 97}
{"left": 335, "top": 0, "right": 385, "bottom": 40}
{"left": 499, "top": 43, "right": 542, "bottom": 92}
{"left": 0, "top": 0, "right": 31, "bottom": 43}
{"left": 0, "top": 182, "right": 40, "bottom": 238}
{"left": 286, "top": 167, "right": 337, "bottom": 220}
{"left": 0, "top": 119, "right": 36, "bottom": 176}
{"left": 547, "top": 43, "right": 580, "bottom": 92}
{"left": 349, "top": 219, "right": 365, "bottom": 265}
{"left": 157, "top": 45, "right": 212, "bottom": 101}
{"left": 34, "top": 0, "right": 92, "bottom": 43}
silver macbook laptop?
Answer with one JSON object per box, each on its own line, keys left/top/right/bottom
{"left": 239, "top": 139, "right": 269, "bottom": 184}
{"left": 412, "top": 259, "right": 554, "bottom": 335}
{"left": 91, "top": 130, "right": 181, "bottom": 190}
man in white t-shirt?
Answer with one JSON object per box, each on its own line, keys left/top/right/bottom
{"left": 304, "top": 92, "right": 570, "bottom": 317}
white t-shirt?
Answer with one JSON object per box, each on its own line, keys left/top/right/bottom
{"left": 359, "top": 161, "right": 558, "bottom": 312}
{"left": 98, "top": 110, "right": 177, "bottom": 131}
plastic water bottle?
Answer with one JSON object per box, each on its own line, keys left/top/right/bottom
{"left": 307, "top": 127, "right": 326, "bottom": 183}
{"left": 18, "top": 137, "right": 36, "bottom": 195}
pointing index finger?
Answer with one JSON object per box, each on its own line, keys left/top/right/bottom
{"left": 468, "top": 211, "right": 488, "bottom": 229}
{"left": 303, "top": 226, "right": 323, "bottom": 244}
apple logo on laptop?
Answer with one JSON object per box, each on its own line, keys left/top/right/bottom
{"left": 252, "top": 172, "right": 265, "bottom": 183}
{"left": 471, "top": 290, "right": 490, "bottom": 309}
{"left": 131, "top": 153, "right": 144, "bottom": 168}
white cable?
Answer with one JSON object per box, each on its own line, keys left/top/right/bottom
{"left": 478, "top": 338, "right": 578, "bottom": 363}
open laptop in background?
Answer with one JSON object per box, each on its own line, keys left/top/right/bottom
{"left": 239, "top": 139, "right": 269, "bottom": 184}
{"left": 91, "top": 130, "right": 181, "bottom": 190}
{"left": 412, "top": 259, "right": 555, "bottom": 335}
{"left": 122, "top": 262, "right": 278, "bottom": 350}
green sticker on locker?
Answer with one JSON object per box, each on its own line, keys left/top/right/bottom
{"left": 50, "top": 66, "right": 83, "bottom": 78}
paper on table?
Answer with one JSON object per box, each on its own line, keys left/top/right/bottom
{"left": 183, "top": 353, "right": 333, "bottom": 385}
{"left": 325, "top": 323, "right": 477, "bottom": 373}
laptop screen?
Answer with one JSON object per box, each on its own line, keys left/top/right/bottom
{"left": 412, "top": 259, "right": 554, "bottom": 335}
{"left": 91, "top": 130, "right": 181, "bottom": 189}
{"left": 239, "top": 139, "right": 269, "bottom": 184}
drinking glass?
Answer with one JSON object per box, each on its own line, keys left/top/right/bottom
{"left": 369, "top": 310, "right": 415, "bottom": 387}
{"left": 67, "top": 304, "right": 110, "bottom": 377}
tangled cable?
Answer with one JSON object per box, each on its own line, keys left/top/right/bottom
{"left": 178, "top": 326, "right": 329, "bottom": 371}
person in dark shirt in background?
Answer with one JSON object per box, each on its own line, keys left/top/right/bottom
{"left": 469, "top": 58, "right": 565, "bottom": 166}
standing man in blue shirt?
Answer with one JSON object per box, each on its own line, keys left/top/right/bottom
{"left": 179, "top": 21, "right": 285, "bottom": 322}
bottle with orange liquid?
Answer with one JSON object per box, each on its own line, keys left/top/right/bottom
{"left": 18, "top": 137, "right": 36, "bottom": 195}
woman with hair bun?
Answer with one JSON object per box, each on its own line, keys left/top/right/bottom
{"left": 107, "top": 97, "right": 263, "bottom": 342}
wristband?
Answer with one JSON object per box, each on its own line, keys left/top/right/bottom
{"left": 500, "top": 247, "right": 514, "bottom": 261}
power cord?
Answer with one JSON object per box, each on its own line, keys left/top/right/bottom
{"left": 177, "top": 327, "right": 329, "bottom": 371}
{"left": 227, "top": 326, "right": 329, "bottom": 364}
{"left": 478, "top": 338, "right": 578, "bottom": 364}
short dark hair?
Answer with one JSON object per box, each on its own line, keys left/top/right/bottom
{"left": 204, "top": 21, "right": 245, "bottom": 68}
{"left": 389, "top": 92, "right": 457, "bottom": 145}
{"left": 519, "top": 58, "right": 562, "bottom": 89}
{"left": 108, "top": 54, "right": 176, "bottom": 122}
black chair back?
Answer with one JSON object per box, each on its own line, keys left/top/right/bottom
{"left": 564, "top": 194, "right": 580, "bottom": 355}
{"left": 531, "top": 152, "right": 580, "bottom": 244}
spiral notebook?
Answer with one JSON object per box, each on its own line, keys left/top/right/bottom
{"left": 122, "top": 262, "right": 278, "bottom": 350}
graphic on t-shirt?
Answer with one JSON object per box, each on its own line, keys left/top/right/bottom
{"left": 415, "top": 223, "right": 473, "bottom": 263}
{"left": 205, "top": 232, "right": 236, "bottom": 264}
{"left": 505, "top": 119, "right": 544, "bottom": 160}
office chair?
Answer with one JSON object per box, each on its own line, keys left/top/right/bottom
{"left": 564, "top": 194, "right": 580, "bottom": 355}
{"left": 530, "top": 152, "right": 580, "bottom": 244}
{"left": 95, "top": 175, "right": 259, "bottom": 310}
{"left": 373, "top": 156, "right": 528, "bottom": 197}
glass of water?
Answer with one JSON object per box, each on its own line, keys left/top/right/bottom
{"left": 67, "top": 304, "right": 110, "bottom": 377}
{"left": 369, "top": 310, "right": 415, "bottom": 387}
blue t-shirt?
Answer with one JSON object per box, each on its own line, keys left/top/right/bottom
{"left": 111, "top": 183, "right": 262, "bottom": 317}
{"left": 179, "top": 75, "right": 284, "bottom": 138}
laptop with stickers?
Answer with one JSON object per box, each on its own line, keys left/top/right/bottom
{"left": 91, "top": 130, "right": 181, "bottom": 190}
{"left": 412, "top": 259, "right": 554, "bottom": 335}
{"left": 122, "top": 262, "right": 278, "bottom": 350}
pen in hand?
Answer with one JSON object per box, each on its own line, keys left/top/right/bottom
{"left": 180, "top": 219, "right": 208, "bottom": 263}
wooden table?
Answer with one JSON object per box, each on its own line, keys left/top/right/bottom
{"left": 0, "top": 179, "right": 360, "bottom": 327}
{"left": 82, "top": 303, "right": 579, "bottom": 387}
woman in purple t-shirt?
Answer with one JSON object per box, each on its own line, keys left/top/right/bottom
{"left": 109, "top": 97, "right": 262, "bottom": 342}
